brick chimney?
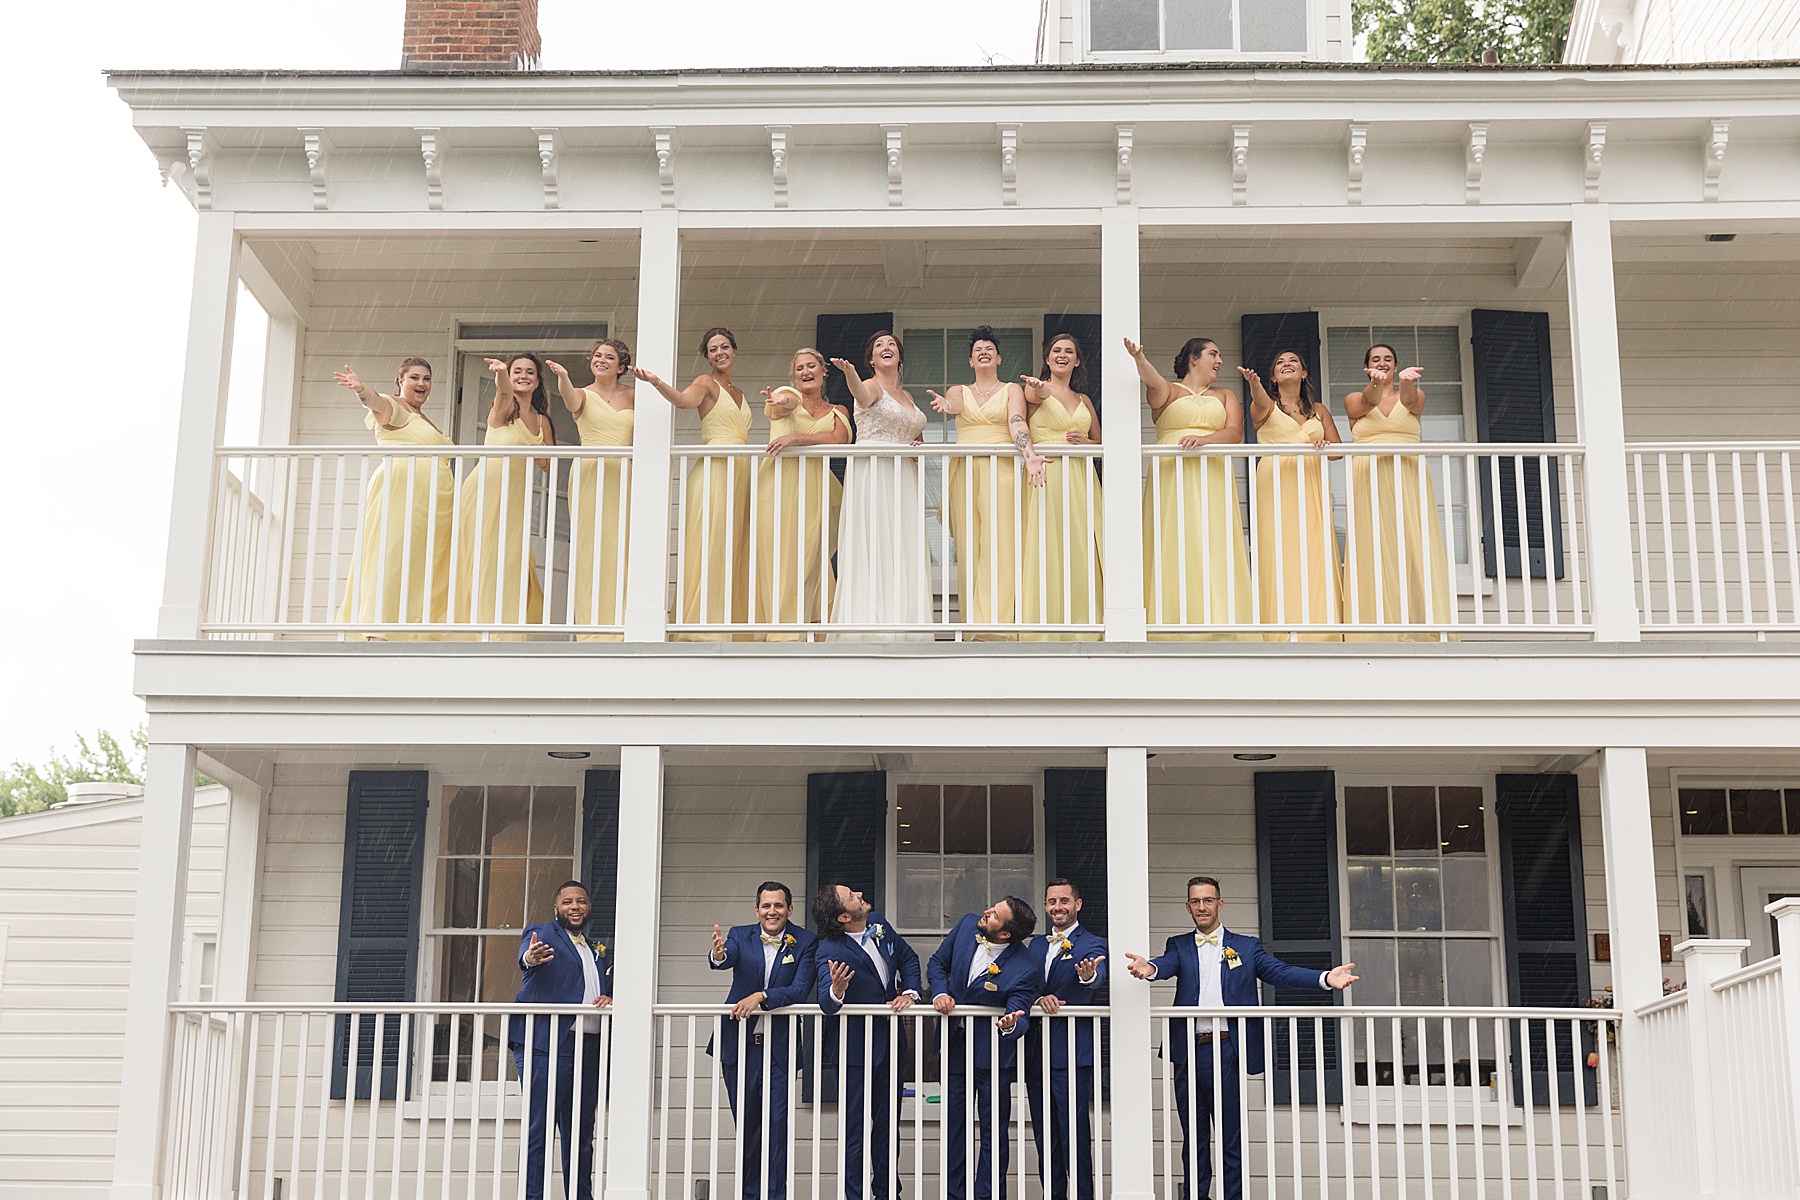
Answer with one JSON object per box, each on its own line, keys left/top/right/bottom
{"left": 401, "top": 0, "right": 541, "bottom": 70}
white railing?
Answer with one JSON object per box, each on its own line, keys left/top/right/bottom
{"left": 667, "top": 444, "right": 1105, "bottom": 640}
{"left": 1143, "top": 443, "right": 1590, "bottom": 639}
{"left": 205, "top": 447, "right": 632, "bottom": 639}
{"left": 1711, "top": 957, "right": 1797, "bottom": 1195}
{"left": 162, "top": 1002, "right": 613, "bottom": 1200}
{"left": 653, "top": 1003, "right": 1109, "bottom": 1200}
{"left": 1631, "top": 990, "right": 1696, "bottom": 1199}
{"left": 1627, "top": 443, "right": 1800, "bottom": 633}
{"left": 1149, "top": 1005, "right": 1621, "bottom": 1199}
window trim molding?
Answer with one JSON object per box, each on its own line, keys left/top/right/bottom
{"left": 886, "top": 770, "right": 1045, "bottom": 940}
{"left": 1080, "top": 0, "right": 1319, "bottom": 60}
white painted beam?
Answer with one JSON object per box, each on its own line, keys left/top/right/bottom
{"left": 880, "top": 239, "right": 924, "bottom": 290}
{"left": 1099, "top": 205, "right": 1146, "bottom": 642}
{"left": 215, "top": 778, "right": 267, "bottom": 1002}
{"left": 1513, "top": 233, "right": 1568, "bottom": 289}
{"left": 603, "top": 744, "right": 665, "bottom": 1200}
{"left": 623, "top": 212, "right": 678, "bottom": 642}
{"left": 1106, "top": 747, "right": 1155, "bottom": 1200}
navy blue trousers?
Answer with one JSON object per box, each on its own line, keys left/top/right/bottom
{"left": 512, "top": 1034, "right": 602, "bottom": 1200}
{"left": 1172, "top": 1038, "right": 1242, "bottom": 1200}
{"left": 722, "top": 1037, "right": 794, "bottom": 1200}
{"left": 943, "top": 1058, "right": 1014, "bottom": 1200}
{"left": 838, "top": 1057, "right": 900, "bottom": 1200}
{"left": 1025, "top": 1065, "right": 1096, "bottom": 1200}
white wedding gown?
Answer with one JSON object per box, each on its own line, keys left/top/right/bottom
{"left": 830, "top": 388, "right": 933, "bottom": 640}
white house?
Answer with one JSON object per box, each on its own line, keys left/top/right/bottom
{"left": 90, "top": 0, "right": 1800, "bottom": 1196}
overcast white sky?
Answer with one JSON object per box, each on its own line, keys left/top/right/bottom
{"left": 0, "top": 1, "right": 1040, "bottom": 767}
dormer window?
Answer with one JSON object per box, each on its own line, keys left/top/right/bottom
{"left": 1088, "top": 0, "right": 1311, "bottom": 57}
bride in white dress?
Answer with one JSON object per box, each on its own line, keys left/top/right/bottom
{"left": 828, "top": 332, "right": 933, "bottom": 639}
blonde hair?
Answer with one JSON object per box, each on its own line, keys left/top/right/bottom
{"left": 394, "top": 356, "right": 432, "bottom": 391}
{"left": 791, "top": 347, "right": 826, "bottom": 378}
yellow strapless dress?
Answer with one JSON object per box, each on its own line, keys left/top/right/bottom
{"left": 336, "top": 402, "right": 455, "bottom": 640}
{"left": 1022, "top": 394, "right": 1103, "bottom": 640}
{"left": 942, "top": 385, "right": 1020, "bottom": 638}
{"left": 452, "top": 416, "right": 547, "bottom": 637}
{"left": 1346, "top": 403, "right": 1455, "bottom": 641}
{"left": 1141, "top": 386, "right": 1253, "bottom": 639}
{"left": 1253, "top": 406, "right": 1343, "bottom": 641}
{"left": 568, "top": 392, "right": 634, "bottom": 642}
{"left": 754, "top": 403, "right": 844, "bottom": 641}
{"left": 674, "top": 389, "right": 753, "bottom": 640}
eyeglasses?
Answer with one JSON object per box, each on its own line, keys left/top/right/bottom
{"left": 1185, "top": 898, "right": 1221, "bottom": 907}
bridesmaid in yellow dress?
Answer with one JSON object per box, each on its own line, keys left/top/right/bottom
{"left": 1342, "top": 343, "right": 1454, "bottom": 640}
{"left": 1018, "top": 333, "right": 1104, "bottom": 639}
{"left": 632, "top": 327, "right": 752, "bottom": 639}
{"left": 551, "top": 338, "right": 635, "bottom": 640}
{"left": 453, "top": 354, "right": 554, "bottom": 637}
{"left": 1242, "top": 350, "right": 1344, "bottom": 641}
{"left": 332, "top": 358, "right": 454, "bottom": 640}
{"left": 754, "top": 348, "right": 850, "bottom": 640}
{"left": 927, "top": 326, "right": 1040, "bottom": 639}
{"left": 1128, "top": 335, "right": 1253, "bottom": 639}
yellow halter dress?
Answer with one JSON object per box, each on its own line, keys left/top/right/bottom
{"left": 452, "top": 414, "right": 547, "bottom": 638}
{"left": 754, "top": 401, "right": 846, "bottom": 640}
{"left": 942, "top": 384, "right": 1020, "bottom": 637}
{"left": 335, "top": 401, "right": 455, "bottom": 640}
{"left": 1141, "top": 385, "right": 1253, "bottom": 639}
{"left": 1022, "top": 393, "right": 1104, "bottom": 639}
{"left": 674, "top": 386, "right": 753, "bottom": 639}
{"left": 1253, "top": 404, "right": 1343, "bottom": 641}
{"left": 568, "top": 391, "right": 635, "bottom": 641}
{"left": 1346, "top": 400, "right": 1454, "bottom": 640}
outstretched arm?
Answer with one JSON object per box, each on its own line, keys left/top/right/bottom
{"left": 334, "top": 365, "right": 396, "bottom": 426}
{"left": 1237, "top": 366, "right": 1275, "bottom": 427}
{"left": 1005, "top": 385, "right": 1049, "bottom": 486}
{"left": 631, "top": 367, "right": 714, "bottom": 411}
{"left": 1397, "top": 366, "right": 1427, "bottom": 416}
{"left": 545, "top": 359, "right": 587, "bottom": 416}
{"left": 484, "top": 358, "right": 518, "bottom": 428}
{"left": 1124, "top": 338, "right": 1173, "bottom": 414}
{"left": 828, "top": 358, "right": 877, "bottom": 409}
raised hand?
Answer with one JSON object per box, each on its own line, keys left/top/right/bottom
{"left": 711, "top": 924, "right": 726, "bottom": 961}
{"left": 1019, "top": 374, "right": 1048, "bottom": 393}
{"left": 1123, "top": 337, "right": 1147, "bottom": 359}
{"left": 545, "top": 359, "right": 569, "bottom": 379}
{"left": 334, "top": 365, "right": 364, "bottom": 392}
{"left": 1326, "top": 963, "right": 1359, "bottom": 990}
{"left": 523, "top": 931, "right": 554, "bottom": 967}
{"left": 731, "top": 991, "right": 766, "bottom": 1020}
{"left": 1124, "top": 952, "right": 1155, "bottom": 980}
{"left": 828, "top": 959, "right": 856, "bottom": 1000}
{"left": 927, "top": 389, "right": 954, "bottom": 414}
{"left": 997, "top": 1010, "right": 1022, "bottom": 1034}
{"left": 1237, "top": 365, "right": 1263, "bottom": 389}
{"left": 829, "top": 357, "right": 860, "bottom": 377}
{"left": 1398, "top": 366, "right": 1424, "bottom": 383}
{"left": 933, "top": 993, "right": 957, "bottom": 1016}
{"left": 1365, "top": 362, "right": 1392, "bottom": 384}
{"left": 1076, "top": 955, "right": 1106, "bottom": 984}
{"left": 484, "top": 357, "right": 509, "bottom": 374}
{"left": 628, "top": 366, "right": 664, "bottom": 388}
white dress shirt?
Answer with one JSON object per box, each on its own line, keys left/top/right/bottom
{"left": 1044, "top": 924, "right": 1100, "bottom": 985}
{"left": 967, "top": 938, "right": 1002, "bottom": 987}
{"left": 853, "top": 927, "right": 892, "bottom": 989}
{"left": 569, "top": 931, "right": 604, "bottom": 1032}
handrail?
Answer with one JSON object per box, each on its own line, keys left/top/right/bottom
{"left": 1712, "top": 955, "right": 1784, "bottom": 993}
{"left": 1633, "top": 990, "right": 1690, "bottom": 1018}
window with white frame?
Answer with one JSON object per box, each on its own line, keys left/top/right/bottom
{"left": 1089, "top": 0, "right": 1310, "bottom": 56}
{"left": 893, "top": 782, "right": 1038, "bottom": 936}
{"left": 185, "top": 930, "right": 219, "bottom": 1002}
{"left": 1678, "top": 785, "right": 1800, "bottom": 836}
{"left": 1343, "top": 784, "right": 1500, "bottom": 1088}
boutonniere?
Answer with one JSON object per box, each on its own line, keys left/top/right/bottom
{"left": 784, "top": 933, "right": 796, "bottom": 947}
{"left": 986, "top": 963, "right": 1001, "bottom": 976}
{"left": 869, "top": 923, "right": 886, "bottom": 942}
{"left": 596, "top": 943, "right": 607, "bottom": 957}
{"left": 1059, "top": 939, "right": 1073, "bottom": 954}
{"left": 1223, "top": 947, "right": 1242, "bottom": 969}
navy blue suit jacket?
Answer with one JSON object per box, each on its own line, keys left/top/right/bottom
{"left": 816, "top": 913, "right": 923, "bottom": 1067}
{"left": 707, "top": 921, "right": 818, "bottom": 1066}
{"left": 510, "top": 921, "right": 612, "bottom": 1051}
{"left": 926, "top": 914, "right": 1040, "bottom": 1072}
{"left": 1147, "top": 928, "right": 1326, "bottom": 1073}
{"left": 1024, "top": 924, "right": 1109, "bottom": 1069}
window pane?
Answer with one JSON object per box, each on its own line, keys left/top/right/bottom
{"left": 1344, "top": 787, "right": 1391, "bottom": 856}
{"left": 525, "top": 859, "right": 574, "bottom": 930}
{"left": 1091, "top": 0, "right": 1159, "bottom": 50}
{"left": 1439, "top": 786, "right": 1485, "bottom": 855}
{"left": 1445, "top": 939, "right": 1494, "bottom": 1006}
{"left": 991, "top": 855, "right": 1035, "bottom": 906}
{"left": 1730, "top": 788, "right": 1784, "bottom": 835}
{"left": 1398, "top": 939, "right": 1445, "bottom": 1005}
{"left": 437, "top": 934, "right": 479, "bottom": 1003}
{"left": 1166, "top": 0, "right": 1233, "bottom": 49}
{"left": 1239, "top": 0, "right": 1307, "bottom": 51}
{"left": 530, "top": 786, "right": 576, "bottom": 855}
{"left": 895, "top": 854, "right": 943, "bottom": 931}
{"left": 1372, "top": 327, "right": 1419, "bottom": 365}
{"left": 942, "top": 861, "right": 988, "bottom": 926}
{"left": 1442, "top": 857, "right": 1490, "bottom": 931}
{"left": 1394, "top": 863, "right": 1443, "bottom": 931}
{"left": 1347, "top": 860, "right": 1394, "bottom": 930}
{"left": 1326, "top": 326, "right": 1371, "bottom": 387}
{"left": 1392, "top": 786, "right": 1438, "bottom": 854}
{"left": 944, "top": 785, "right": 988, "bottom": 854}
{"left": 487, "top": 857, "right": 529, "bottom": 930}
{"left": 1680, "top": 788, "right": 1729, "bottom": 835}
{"left": 903, "top": 329, "right": 947, "bottom": 394}
{"left": 990, "top": 785, "right": 1035, "bottom": 853}
{"left": 1788, "top": 789, "right": 1800, "bottom": 834}
{"left": 482, "top": 934, "right": 524, "bottom": 1004}
{"left": 439, "top": 858, "right": 485, "bottom": 928}
{"left": 485, "top": 785, "right": 531, "bottom": 856}
{"left": 443, "top": 785, "right": 485, "bottom": 855}
{"left": 896, "top": 785, "right": 941, "bottom": 853}
{"left": 1415, "top": 327, "right": 1463, "bottom": 384}
{"left": 992, "top": 329, "right": 1035, "bottom": 380}
{"left": 1349, "top": 937, "right": 1397, "bottom": 1005}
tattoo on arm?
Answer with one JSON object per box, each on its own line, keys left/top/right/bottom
{"left": 1013, "top": 431, "right": 1031, "bottom": 454}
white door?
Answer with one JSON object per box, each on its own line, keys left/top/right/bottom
{"left": 1738, "top": 866, "right": 1800, "bottom": 963}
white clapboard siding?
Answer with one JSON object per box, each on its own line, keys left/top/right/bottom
{"left": 1633, "top": 0, "right": 1800, "bottom": 62}
{"left": 0, "top": 786, "right": 227, "bottom": 1200}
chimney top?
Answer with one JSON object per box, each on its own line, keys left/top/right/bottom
{"left": 402, "top": 0, "right": 542, "bottom": 71}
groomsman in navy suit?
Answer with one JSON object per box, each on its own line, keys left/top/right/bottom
{"left": 708, "top": 881, "right": 818, "bottom": 1200}
{"left": 813, "top": 884, "right": 923, "bottom": 1200}
{"left": 1125, "top": 876, "right": 1357, "bottom": 1200}
{"left": 510, "top": 881, "right": 614, "bottom": 1200}
{"left": 927, "top": 896, "right": 1042, "bottom": 1200}
{"left": 1024, "top": 878, "right": 1107, "bottom": 1200}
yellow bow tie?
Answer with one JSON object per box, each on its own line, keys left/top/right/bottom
{"left": 975, "top": 934, "right": 991, "bottom": 947}
{"left": 1194, "top": 931, "right": 1221, "bottom": 948}
{"left": 760, "top": 931, "right": 784, "bottom": 947}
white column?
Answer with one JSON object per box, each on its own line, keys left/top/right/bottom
{"left": 624, "top": 212, "right": 679, "bottom": 642}
{"left": 1675, "top": 938, "right": 1749, "bottom": 1196}
{"left": 1768, "top": 899, "right": 1800, "bottom": 1176}
{"left": 1106, "top": 747, "right": 1155, "bottom": 1200}
{"left": 215, "top": 781, "right": 267, "bottom": 1002}
{"left": 259, "top": 311, "right": 301, "bottom": 446}
{"left": 1565, "top": 205, "right": 1641, "bottom": 642}
{"left": 1596, "top": 746, "right": 1664, "bottom": 1193}
{"left": 604, "top": 745, "right": 665, "bottom": 1200}
{"left": 158, "top": 212, "right": 240, "bottom": 639}
{"left": 1099, "top": 206, "right": 1147, "bottom": 641}
{"left": 109, "top": 742, "right": 199, "bottom": 1200}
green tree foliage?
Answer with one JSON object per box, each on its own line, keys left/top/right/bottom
{"left": 1355, "top": 0, "right": 1575, "bottom": 64}
{"left": 0, "top": 729, "right": 149, "bottom": 817}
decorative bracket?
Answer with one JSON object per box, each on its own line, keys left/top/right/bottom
{"left": 999, "top": 125, "right": 1019, "bottom": 206}
{"left": 1346, "top": 123, "right": 1367, "bottom": 206}
{"left": 1231, "top": 124, "right": 1250, "bottom": 206}
{"left": 183, "top": 128, "right": 214, "bottom": 210}
{"left": 1116, "top": 125, "right": 1134, "bottom": 205}
{"left": 883, "top": 125, "right": 905, "bottom": 207}
{"left": 1702, "top": 119, "right": 1729, "bottom": 201}
{"left": 417, "top": 128, "right": 444, "bottom": 211}
{"left": 533, "top": 127, "right": 561, "bottom": 210}
{"left": 1584, "top": 122, "right": 1607, "bottom": 202}
{"left": 652, "top": 127, "right": 675, "bottom": 207}
{"left": 768, "top": 126, "right": 790, "bottom": 208}
{"left": 1464, "top": 122, "right": 1488, "bottom": 204}
{"left": 299, "top": 127, "right": 331, "bottom": 211}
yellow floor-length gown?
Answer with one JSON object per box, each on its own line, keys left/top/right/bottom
{"left": 672, "top": 390, "right": 752, "bottom": 639}
{"left": 568, "top": 391, "right": 635, "bottom": 641}
{"left": 452, "top": 416, "right": 547, "bottom": 638}
{"left": 1022, "top": 394, "right": 1103, "bottom": 640}
{"left": 754, "top": 403, "right": 845, "bottom": 641}
{"left": 941, "top": 385, "right": 1019, "bottom": 638}
{"left": 335, "top": 402, "right": 455, "bottom": 640}
{"left": 1141, "top": 385, "right": 1253, "bottom": 639}
{"left": 1345, "top": 402, "right": 1455, "bottom": 641}
{"left": 1253, "top": 405, "right": 1343, "bottom": 641}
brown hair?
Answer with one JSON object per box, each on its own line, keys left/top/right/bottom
{"left": 394, "top": 357, "right": 432, "bottom": 392}
{"left": 1267, "top": 348, "right": 1317, "bottom": 419}
{"left": 1173, "top": 338, "right": 1218, "bottom": 381}
{"left": 589, "top": 337, "right": 633, "bottom": 374}
{"left": 506, "top": 352, "right": 551, "bottom": 417}
{"left": 699, "top": 327, "right": 738, "bottom": 358}
{"left": 1046, "top": 333, "right": 1089, "bottom": 396}
{"left": 862, "top": 330, "right": 904, "bottom": 369}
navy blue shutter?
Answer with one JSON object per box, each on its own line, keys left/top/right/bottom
{"left": 1238, "top": 312, "right": 1322, "bottom": 447}
{"left": 1496, "top": 774, "right": 1595, "bottom": 1107}
{"left": 1044, "top": 768, "right": 1108, "bottom": 936}
{"left": 332, "top": 770, "right": 429, "bottom": 1100}
{"left": 815, "top": 312, "right": 894, "bottom": 436}
{"left": 1254, "top": 769, "right": 1343, "bottom": 1105}
{"left": 805, "top": 771, "right": 888, "bottom": 915}
{"left": 1472, "top": 309, "right": 1564, "bottom": 580}
{"left": 582, "top": 769, "right": 621, "bottom": 947}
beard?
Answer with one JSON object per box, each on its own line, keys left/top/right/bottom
{"left": 556, "top": 912, "right": 589, "bottom": 934}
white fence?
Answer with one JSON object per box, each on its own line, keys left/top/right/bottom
{"left": 1627, "top": 443, "right": 1800, "bottom": 633}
